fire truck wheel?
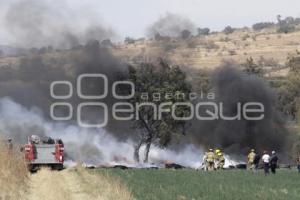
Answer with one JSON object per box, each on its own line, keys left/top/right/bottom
{"left": 28, "top": 164, "right": 38, "bottom": 173}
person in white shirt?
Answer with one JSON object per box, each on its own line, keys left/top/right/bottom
{"left": 262, "top": 151, "right": 270, "bottom": 174}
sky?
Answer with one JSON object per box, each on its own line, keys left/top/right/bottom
{"left": 0, "top": 0, "right": 300, "bottom": 45}
{"left": 89, "top": 0, "right": 300, "bottom": 37}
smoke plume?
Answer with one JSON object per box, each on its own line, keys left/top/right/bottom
{"left": 190, "top": 61, "right": 290, "bottom": 155}
{"left": 0, "top": 40, "right": 134, "bottom": 139}
{"left": 0, "top": 97, "right": 208, "bottom": 167}
{"left": 3, "top": 0, "right": 115, "bottom": 48}
{"left": 147, "top": 13, "right": 196, "bottom": 38}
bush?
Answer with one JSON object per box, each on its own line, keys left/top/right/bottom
{"left": 258, "top": 56, "right": 279, "bottom": 67}
{"left": 242, "top": 57, "right": 263, "bottom": 76}
{"left": 252, "top": 22, "right": 275, "bottom": 31}
{"left": 154, "top": 33, "right": 171, "bottom": 42}
{"left": 101, "top": 39, "right": 113, "bottom": 47}
{"left": 181, "top": 29, "right": 192, "bottom": 39}
{"left": 241, "top": 34, "right": 250, "bottom": 41}
{"left": 219, "top": 37, "right": 231, "bottom": 42}
{"left": 228, "top": 50, "right": 237, "bottom": 56}
{"left": 187, "top": 41, "right": 197, "bottom": 48}
{"left": 197, "top": 28, "right": 210, "bottom": 36}
{"left": 277, "top": 23, "right": 295, "bottom": 34}
{"left": 223, "top": 26, "right": 235, "bottom": 34}
{"left": 205, "top": 41, "right": 219, "bottom": 49}
{"left": 197, "top": 40, "right": 219, "bottom": 49}
{"left": 124, "top": 37, "right": 135, "bottom": 44}
{"left": 164, "top": 43, "right": 178, "bottom": 51}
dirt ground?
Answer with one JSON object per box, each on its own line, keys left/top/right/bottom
{"left": 26, "top": 167, "right": 132, "bottom": 200}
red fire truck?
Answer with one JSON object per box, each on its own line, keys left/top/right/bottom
{"left": 24, "top": 135, "right": 64, "bottom": 172}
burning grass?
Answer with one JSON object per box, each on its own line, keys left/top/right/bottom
{"left": 0, "top": 141, "right": 28, "bottom": 199}
{"left": 99, "top": 168, "right": 300, "bottom": 200}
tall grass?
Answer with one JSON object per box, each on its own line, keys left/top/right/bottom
{"left": 0, "top": 141, "right": 28, "bottom": 199}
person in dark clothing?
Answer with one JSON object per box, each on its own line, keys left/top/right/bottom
{"left": 253, "top": 153, "right": 261, "bottom": 171}
{"left": 270, "top": 151, "right": 278, "bottom": 174}
{"left": 297, "top": 155, "right": 300, "bottom": 173}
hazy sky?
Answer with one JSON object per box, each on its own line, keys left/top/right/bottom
{"left": 88, "top": 0, "right": 300, "bottom": 37}
{"left": 1, "top": 0, "right": 300, "bottom": 44}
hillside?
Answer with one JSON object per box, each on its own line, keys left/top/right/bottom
{"left": 112, "top": 27, "right": 300, "bottom": 77}
{"left": 1, "top": 27, "right": 299, "bottom": 78}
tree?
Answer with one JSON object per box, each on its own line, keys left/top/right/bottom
{"left": 181, "top": 29, "right": 191, "bottom": 39}
{"left": 276, "top": 15, "right": 282, "bottom": 24}
{"left": 277, "top": 23, "right": 295, "bottom": 34}
{"left": 193, "top": 69, "right": 211, "bottom": 94}
{"left": 242, "top": 57, "right": 263, "bottom": 76}
{"left": 128, "top": 59, "right": 191, "bottom": 163}
{"left": 277, "top": 15, "right": 296, "bottom": 34}
{"left": 277, "top": 55, "right": 300, "bottom": 119}
{"left": 197, "top": 28, "right": 210, "bottom": 36}
{"left": 287, "top": 55, "right": 300, "bottom": 73}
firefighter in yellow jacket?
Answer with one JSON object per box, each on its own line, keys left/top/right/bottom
{"left": 217, "top": 152, "right": 225, "bottom": 169}
{"left": 248, "top": 149, "right": 256, "bottom": 170}
{"left": 214, "top": 149, "right": 225, "bottom": 169}
{"left": 205, "top": 149, "right": 215, "bottom": 171}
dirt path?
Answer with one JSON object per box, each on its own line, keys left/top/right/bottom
{"left": 26, "top": 167, "right": 132, "bottom": 200}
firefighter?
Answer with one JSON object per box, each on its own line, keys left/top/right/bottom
{"left": 214, "top": 149, "right": 222, "bottom": 169}
{"left": 217, "top": 152, "right": 225, "bottom": 169}
{"left": 202, "top": 152, "right": 208, "bottom": 171}
{"left": 297, "top": 154, "right": 300, "bottom": 173}
{"left": 270, "top": 151, "right": 278, "bottom": 174}
{"left": 215, "top": 149, "right": 221, "bottom": 158}
{"left": 205, "top": 149, "right": 215, "bottom": 171}
{"left": 247, "top": 149, "right": 256, "bottom": 170}
{"left": 253, "top": 153, "right": 261, "bottom": 171}
{"left": 262, "top": 151, "right": 270, "bottom": 174}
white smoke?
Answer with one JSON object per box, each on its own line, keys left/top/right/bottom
{"left": 0, "top": 97, "right": 240, "bottom": 168}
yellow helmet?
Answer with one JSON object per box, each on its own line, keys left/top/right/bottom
{"left": 215, "top": 149, "right": 221, "bottom": 153}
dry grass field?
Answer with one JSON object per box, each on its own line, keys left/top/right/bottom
{"left": 0, "top": 141, "right": 28, "bottom": 200}
{"left": 112, "top": 27, "right": 300, "bottom": 77}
